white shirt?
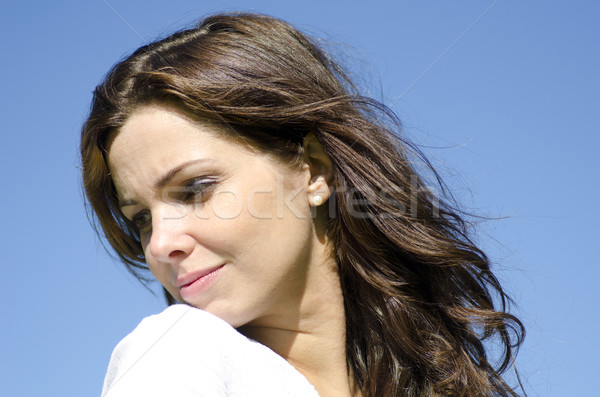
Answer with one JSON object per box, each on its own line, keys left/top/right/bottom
{"left": 101, "top": 304, "right": 320, "bottom": 396}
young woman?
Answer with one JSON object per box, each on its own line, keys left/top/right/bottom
{"left": 81, "top": 12, "right": 524, "bottom": 397}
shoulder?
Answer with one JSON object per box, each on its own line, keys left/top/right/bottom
{"left": 101, "top": 305, "right": 319, "bottom": 397}
{"left": 101, "top": 305, "right": 236, "bottom": 396}
{"left": 116, "top": 304, "right": 242, "bottom": 348}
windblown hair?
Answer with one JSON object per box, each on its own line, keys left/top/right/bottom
{"left": 81, "top": 13, "right": 524, "bottom": 397}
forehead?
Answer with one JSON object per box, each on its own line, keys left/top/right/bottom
{"left": 107, "top": 103, "right": 292, "bottom": 164}
{"left": 108, "top": 104, "right": 227, "bottom": 151}
{"left": 106, "top": 104, "right": 304, "bottom": 194}
{"left": 107, "top": 105, "right": 213, "bottom": 182}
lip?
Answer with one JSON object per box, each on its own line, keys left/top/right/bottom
{"left": 177, "top": 264, "right": 226, "bottom": 301}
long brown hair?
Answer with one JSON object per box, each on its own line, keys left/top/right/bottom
{"left": 81, "top": 13, "right": 524, "bottom": 396}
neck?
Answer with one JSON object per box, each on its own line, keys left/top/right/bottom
{"left": 238, "top": 257, "right": 360, "bottom": 397}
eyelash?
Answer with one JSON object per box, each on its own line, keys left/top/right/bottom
{"left": 129, "top": 178, "right": 216, "bottom": 232}
{"left": 179, "top": 178, "right": 216, "bottom": 202}
{"left": 131, "top": 211, "right": 152, "bottom": 231}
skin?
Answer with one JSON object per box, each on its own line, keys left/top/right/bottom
{"left": 107, "top": 103, "right": 360, "bottom": 397}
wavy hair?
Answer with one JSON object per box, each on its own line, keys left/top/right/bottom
{"left": 81, "top": 13, "right": 524, "bottom": 396}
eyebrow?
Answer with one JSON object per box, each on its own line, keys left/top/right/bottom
{"left": 118, "top": 158, "right": 211, "bottom": 208}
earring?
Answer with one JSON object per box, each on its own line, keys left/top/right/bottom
{"left": 311, "top": 195, "right": 323, "bottom": 206}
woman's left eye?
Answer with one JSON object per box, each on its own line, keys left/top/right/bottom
{"left": 178, "top": 178, "right": 216, "bottom": 201}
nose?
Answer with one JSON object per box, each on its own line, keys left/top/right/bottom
{"left": 146, "top": 205, "right": 195, "bottom": 263}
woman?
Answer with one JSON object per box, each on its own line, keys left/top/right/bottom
{"left": 81, "top": 12, "right": 524, "bottom": 397}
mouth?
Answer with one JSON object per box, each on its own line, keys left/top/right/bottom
{"left": 177, "top": 264, "right": 226, "bottom": 301}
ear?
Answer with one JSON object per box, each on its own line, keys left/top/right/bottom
{"left": 303, "top": 133, "right": 333, "bottom": 206}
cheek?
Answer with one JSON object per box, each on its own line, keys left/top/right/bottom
{"left": 144, "top": 255, "right": 163, "bottom": 280}
{"left": 140, "top": 235, "right": 155, "bottom": 268}
{"left": 250, "top": 174, "right": 310, "bottom": 221}
{"left": 147, "top": 260, "right": 181, "bottom": 300}
{"left": 206, "top": 190, "right": 245, "bottom": 220}
{"left": 140, "top": 237, "right": 170, "bottom": 284}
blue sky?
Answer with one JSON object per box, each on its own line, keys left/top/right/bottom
{"left": 1, "top": 1, "right": 598, "bottom": 396}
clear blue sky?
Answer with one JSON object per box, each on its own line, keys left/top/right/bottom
{"left": 1, "top": 1, "right": 598, "bottom": 396}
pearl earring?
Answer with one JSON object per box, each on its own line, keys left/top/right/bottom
{"left": 311, "top": 195, "right": 323, "bottom": 206}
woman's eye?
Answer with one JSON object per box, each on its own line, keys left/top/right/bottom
{"left": 131, "top": 211, "right": 151, "bottom": 230}
{"left": 178, "top": 178, "right": 216, "bottom": 202}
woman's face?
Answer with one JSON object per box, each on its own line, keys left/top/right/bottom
{"left": 107, "top": 104, "right": 326, "bottom": 328}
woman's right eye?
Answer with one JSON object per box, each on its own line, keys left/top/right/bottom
{"left": 131, "top": 211, "right": 151, "bottom": 231}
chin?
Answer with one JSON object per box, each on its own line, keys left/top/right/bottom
{"left": 186, "top": 301, "right": 252, "bottom": 329}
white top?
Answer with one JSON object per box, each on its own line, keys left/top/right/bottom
{"left": 101, "top": 304, "right": 320, "bottom": 396}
